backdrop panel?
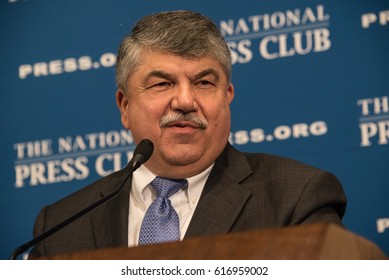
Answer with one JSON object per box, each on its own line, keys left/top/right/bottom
{"left": 1, "top": 0, "right": 388, "bottom": 259}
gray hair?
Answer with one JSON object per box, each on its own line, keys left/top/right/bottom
{"left": 116, "top": 10, "right": 232, "bottom": 92}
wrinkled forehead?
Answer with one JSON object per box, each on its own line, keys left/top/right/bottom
{"left": 136, "top": 48, "right": 229, "bottom": 80}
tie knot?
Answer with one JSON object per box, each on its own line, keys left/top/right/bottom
{"left": 151, "top": 177, "right": 187, "bottom": 198}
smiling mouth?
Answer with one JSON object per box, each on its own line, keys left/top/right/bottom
{"left": 169, "top": 121, "right": 202, "bottom": 129}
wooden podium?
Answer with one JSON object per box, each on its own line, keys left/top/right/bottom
{"left": 44, "top": 223, "right": 387, "bottom": 260}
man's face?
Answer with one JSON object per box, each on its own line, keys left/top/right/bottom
{"left": 116, "top": 49, "right": 234, "bottom": 178}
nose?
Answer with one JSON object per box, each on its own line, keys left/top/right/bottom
{"left": 170, "top": 84, "right": 198, "bottom": 113}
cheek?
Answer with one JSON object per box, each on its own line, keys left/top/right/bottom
{"left": 205, "top": 107, "right": 231, "bottom": 140}
{"left": 126, "top": 101, "right": 165, "bottom": 134}
{"left": 216, "top": 110, "right": 231, "bottom": 131}
{"left": 204, "top": 98, "right": 231, "bottom": 122}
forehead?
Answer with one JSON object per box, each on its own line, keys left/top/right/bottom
{"left": 135, "top": 49, "right": 226, "bottom": 78}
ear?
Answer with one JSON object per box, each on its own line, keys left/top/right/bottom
{"left": 116, "top": 89, "right": 131, "bottom": 129}
{"left": 226, "top": 83, "right": 234, "bottom": 104}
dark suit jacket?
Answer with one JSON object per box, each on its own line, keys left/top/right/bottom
{"left": 29, "top": 144, "right": 347, "bottom": 258}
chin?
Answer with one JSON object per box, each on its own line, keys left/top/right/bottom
{"left": 167, "top": 155, "right": 202, "bottom": 167}
{"left": 162, "top": 148, "right": 204, "bottom": 167}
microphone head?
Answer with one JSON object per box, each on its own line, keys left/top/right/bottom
{"left": 132, "top": 139, "right": 154, "bottom": 165}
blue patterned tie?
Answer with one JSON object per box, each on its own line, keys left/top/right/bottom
{"left": 138, "top": 176, "right": 188, "bottom": 245}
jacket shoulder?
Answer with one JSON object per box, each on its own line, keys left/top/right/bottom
{"left": 46, "top": 168, "right": 128, "bottom": 213}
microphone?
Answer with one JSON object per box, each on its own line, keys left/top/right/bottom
{"left": 129, "top": 138, "right": 154, "bottom": 169}
{"left": 9, "top": 139, "right": 154, "bottom": 260}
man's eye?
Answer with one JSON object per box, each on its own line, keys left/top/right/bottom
{"left": 155, "top": 82, "right": 170, "bottom": 87}
{"left": 196, "top": 80, "right": 214, "bottom": 88}
{"left": 148, "top": 82, "right": 172, "bottom": 90}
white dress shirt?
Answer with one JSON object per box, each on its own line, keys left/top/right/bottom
{"left": 127, "top": 163, "right": 214, "bottom": 247}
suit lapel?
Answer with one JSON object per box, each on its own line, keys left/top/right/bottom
{"left": 90, "top": 170, "right": 132, "bottom": 249}
{"left": 185, "top": 144, "right": 253, "bottom": 238}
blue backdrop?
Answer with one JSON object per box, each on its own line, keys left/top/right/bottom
{"left": 1, "top": 0, "right": 388, "bottom": 259}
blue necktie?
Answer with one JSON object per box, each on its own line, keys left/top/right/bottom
{"left": 138, "top": 176, "right": 188, "bottom": 245}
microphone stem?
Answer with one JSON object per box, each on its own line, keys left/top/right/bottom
{"left": 9, "top": 163, "right": 137, "bottom": 260}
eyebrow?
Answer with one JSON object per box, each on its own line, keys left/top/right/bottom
{"left": 142, "top": 68, "right": 220, "bottom": 85}
{"left": 143, "top": 70, "right": 175, "bottom": 86}
{"left": 191, "top": 68, "right": 220, "bottom": 82}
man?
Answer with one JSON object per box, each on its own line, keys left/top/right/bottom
{"left": 29, "top": 10, "right": 346, "bottom": 258}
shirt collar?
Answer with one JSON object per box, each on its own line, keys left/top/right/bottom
{"left": 131, "top": 163, "right": 214, "bottom": 208}
{"left": 186, "top": 164, "right": 214, "bottom": 207}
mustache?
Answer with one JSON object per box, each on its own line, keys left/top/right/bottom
{"left": 160, "top": 111, "right": 208, "bottom": 129}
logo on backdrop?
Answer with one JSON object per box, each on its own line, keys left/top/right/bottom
{"left": 13, "top": 121, "right": 329, "bottom": 188}
{"left": 357, "top": 96, "right": 389, "bottom": 147}
{"left": 377, "top": 218, "right": 389, "bottom": 234}
{"left": 229, "top": 120, "right": 328, "bottom": 145}
{"left": 220, "top": 5, "right": 331, "bottom": 64}
{"left": 18, "top": 52, "right": 116, "bottom": 79}
{"left": 7, "top": 0, "right": 26, "bottom": 3}
{"left": 13, "top": 130, "right": 135, "bottom": 188}
{"left": 361, "top": 9, "right": 389, "bottom": 29}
